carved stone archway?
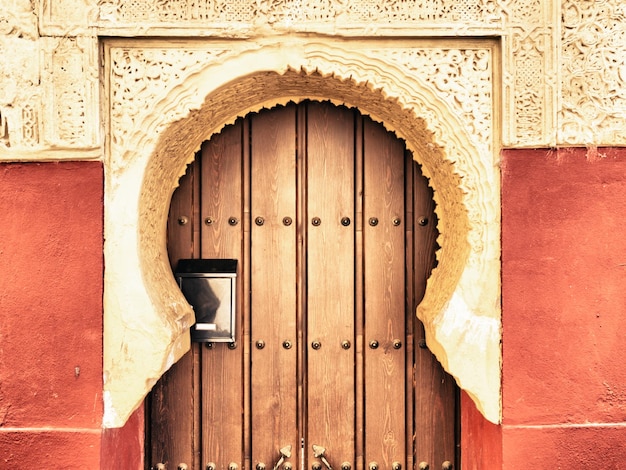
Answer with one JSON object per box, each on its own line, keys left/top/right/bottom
{"left": 103, "top": 38, "right": 501, "bottom": 428}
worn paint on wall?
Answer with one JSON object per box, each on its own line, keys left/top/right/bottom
{"left": 101, "top": 406, "right": 145, "bottom": 469}
{"left": 461, "top": 391, "right": 502, "bottom": 469}
{"left": 0, "top": 162, "right": 104, "bottom": 466}
{"left": 501, "top": 148, "right": 626, "bottom": 467}
{"left": 0, "top": 431, "right": 102, "bottom": 468}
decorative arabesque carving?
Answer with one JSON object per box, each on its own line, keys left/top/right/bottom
{"left": 109, "top": 47, "right": 232, "bottom": 164}
{"left": 384, "top": 48, "right": 493, "bottom": 152}
{"left": 561, "top": 0, "right": 626, "bottom": 144}
{"left": 0, "top": 36, "right": 40, "bottom": 150}
{"left": 97, "top": 0, "right": 502, "bottom": 25}
{"left": 0, "top": 0, "right": 37, "bottom": 39}
{"left": 500, "top": 0, "right": 555, "bottom": 146}
{"left": 0, "top": 0, "right": 38, "bottom": 151}
{"left": 41, "top": 36, "right": 99, "bottom": 149}
{"left": 4, "top": 0, "right": 625, "bottom": 153}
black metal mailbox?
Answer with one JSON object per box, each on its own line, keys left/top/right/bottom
{"left": 175, "top": 259, "right": 238, "bottom": 344}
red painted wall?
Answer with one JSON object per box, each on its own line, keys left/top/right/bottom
{"left": 4, "top": 149, "right": 626, "bottom": 468}
{"left": 0, "top": 162, "right": 104, "bottom": 468}
{"left": 500, "top": 148, "right": 626, "bottom": 467}
{"left": 461, "top": 391, "right": 502, "bottom": 469}
{"left": 101, "top": 405, "right": 145, "bottom": 469}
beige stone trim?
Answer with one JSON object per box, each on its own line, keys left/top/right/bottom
{"left": 103, "top": 38, "right": 501, "bottom": 427}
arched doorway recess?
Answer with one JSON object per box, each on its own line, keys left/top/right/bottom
{"left": 150, "top": 100, "right": 459, "bottom": 470}
{"left": 103, "top": 41, "right": 501, "bottom": 429}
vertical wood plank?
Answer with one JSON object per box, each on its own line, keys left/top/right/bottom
{"left": 362, "top": 117, "right": 406, "bottom": 470}
{"left": 296, "top": 104, "right": 308, "bottom": 466}
{"left": 242, "top": 119, "right": 252, "bottom": 470}
{"left": 306, "top": 101, "right": 356, "bottom": 467}
{"left": 403, "top": 151, "right": 415, "bottom": 470}
{"left": 250, "top": 105, "right": 298, "bottom": 469}
{"left": 200, "top": 121, "right": 245, "bottom": 470}
{"left": 151, "top": 103, "right": 458, "bottom": 470}
{"left": 412, "top": 163, "right": 457, "bottom": 469}
{"left": 151, "top": 160, "right": 200, "bottom": 469}
{"left": 354, "top": 113, "right": 365, "bottom": 470}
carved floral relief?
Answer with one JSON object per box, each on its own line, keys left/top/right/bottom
{"left": 1, "top": 0, "right": 625, "bottom": 154}
{"left": 561, "top": 0, "right": 626, "bottom": 144}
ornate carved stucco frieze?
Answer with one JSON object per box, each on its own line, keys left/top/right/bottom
{"left": 560, "top": 0, "right": 626, "bottom": 145}
{"left": 39, "top": 0, "right": 556, "bottom": 148}
{"left": 0, "top": 2, "right": 100, "bottom": 156}
{"left": 95, "top": 0, "right": 503, "bottom": 28}
{"left": 0, "top": 1, "right": 39, "bottom": 152}
{"left": 2, "top": 0, "right": 624, "bottom": 155}
{"left": 41, "top": 36, "right": 100, "bottom": 149}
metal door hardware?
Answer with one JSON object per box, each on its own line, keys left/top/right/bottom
{"left": 256, "top": 340, "right": 266, "bottom": 349}
{"left": 393, "top": 340, "right": 402, "bottom": 349}
{"left": 418, "top": 216, "right": 429, "bottom": 226}
{"left": 178, "top": 464, "right": 188, "bottom": 470}
{"left": 369, "top": 340, "right": 379, "bottom": 349}
{"left": 312, "top": 464, "right": 322, "bottom": 470}
{"left": 255, "top": 216, "right": 265, "bottom": 226}
{"left": 311, "top": 340, "right": 321, "bottom": 350}
{"left": 256, "top": 464, "right": 266, "bottom": 470}
{"left": 273, "top": 445, "right": 292, "bottom": 470}
{"left": 341, "top": 463, "right": 351, "bottom": 470}
{"left": 229, "top": 463, "right": 239, "bottom": 470}
{"left": 311, "top": 217, "right": 321, "bottom": 226}
{"left": 341, "top": 217, "right": 351, "bottom": 226}
{"left": 418, "top": 463, "right": 429, "bottom": 470}
{"left": 392, "top": 217, "right": 402, "bottom": 226}
{"left": 341, "top": 340, "right": 351, "bottom": 350}
{"left": 205, "top": 217, "right": 214, "bottom": 225}
{"left": 228, "top": 217, "right": 239, "bottom": 226}
{"left": 312, "top": 445, "right": 332, "bottom": 470}
{"left": 392, "top": 462, "right": 402, "bottom": 470}
{"left": 177, "top": 216, "right": 189, "bottom": 225}
{"left": 441, "top": 462, "right": 453, "bottom": 470}
{"left": 368, "top": 462, "right": 378, "bottom": 470}
{"left": 283, "top": 340, "right": 293, "bottom": 349}
{"left": 207, "top": 463, "right": 216, "bottom": 470}
{"left": 368, "top": 217, "right": 379, "bottom": 226}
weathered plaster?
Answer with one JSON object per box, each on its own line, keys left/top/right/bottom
{"left": 103, "top": 38, "right": 500, "bottom": 427}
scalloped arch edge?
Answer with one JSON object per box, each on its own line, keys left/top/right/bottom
{"left": 103, "top": 40, "right": 501, "bottom": 427}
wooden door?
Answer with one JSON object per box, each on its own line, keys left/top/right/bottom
{"left": 149, "top": 101, "right": 458, "bottom": 470}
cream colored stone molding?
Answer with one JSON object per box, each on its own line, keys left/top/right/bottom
{"left": 103, "top": 37, "right": 501, "bottom": 427}
{"left": 3, "top": 0, "right": 626, "bottom": 157}
{"left": 502, "top": 0, "right": 559, "bottom": 147}
{"left": 5, "top": 0, "right": 556, "bottom": 153}
{"left": 38, "top": 0, "right": 556, "bottom": 148}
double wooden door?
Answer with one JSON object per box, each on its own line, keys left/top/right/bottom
{"left": 149, "top": 101, "right": 457, "bottom": 470}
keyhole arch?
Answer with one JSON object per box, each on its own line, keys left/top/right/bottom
{"left": 104, "top": 47, "right": 501, "bottom": 428}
